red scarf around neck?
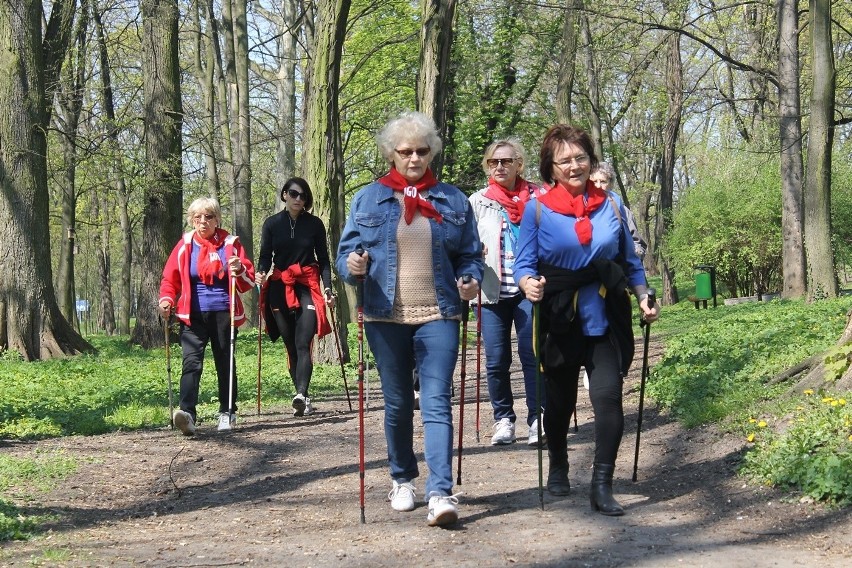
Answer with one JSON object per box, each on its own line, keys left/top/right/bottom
{"left": 537, "top": 181, "right": 606, "bottom": 245}
{"left": 483, "top": 177, "right": 532, "bottom": 224}
{"left": 378, "top": 167, "right": 443, "bottom": 224}
{"left": 195, "top": 228, "right": 228, "bottom": 285}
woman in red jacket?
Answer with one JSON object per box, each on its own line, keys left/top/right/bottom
{"left": 158, "top": 197, "right": 255, "bottom": 435}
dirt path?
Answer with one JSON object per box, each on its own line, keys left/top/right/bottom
{"left": 2, "top": 337, "right": 850, "bottom": 567}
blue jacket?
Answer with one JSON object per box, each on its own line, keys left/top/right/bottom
{"left": 336, "top": 180, "right": 484, "bottom": 319}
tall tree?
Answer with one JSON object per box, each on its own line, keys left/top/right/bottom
{"left": 803, "top": 0, "right": 837, "bottom": 298}
{"left": 131, "top": 0, "right": 184, "bottom": 348}
{"left": 555, "top": 1, "right": 580, "bottom": 123}
{"left": 417, "top": 0, "right": 457, "bottom": 176}
{"left": 302, "top": 0, "right": 352, "bottom": 362}
{"left": 776, "top": 0, "right": 807, "bottom": 298}
{"left": 0, "top": 0, "right": 91, "bottom": 359}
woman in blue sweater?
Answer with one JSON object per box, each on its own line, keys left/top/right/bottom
{"left": 514, "top": 124, "right": 658, "bottom": 515}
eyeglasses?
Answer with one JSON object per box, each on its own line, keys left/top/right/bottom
{"left": 554, "top": 154, "right": 590, "bottom": 168}
{"left": 286, "top": 189, "right": 306, "bottom": 200}
{"left": 486, "top": 157, "right": 517, "bottom": 169}
{"left": 395, "top": 147, "right": 431, "bottom": 158}
{"left": 193, "top": 213, "right": 216, "bottom": 222}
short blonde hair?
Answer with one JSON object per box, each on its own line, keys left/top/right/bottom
{"left": 186, "top": 196, "right": 222, "bottom": 227}
{"left": 481, "top": 138, "right": 527, "bottom": 176}
{"left": 376, "top": 111, "right": 443, "bottom": 164}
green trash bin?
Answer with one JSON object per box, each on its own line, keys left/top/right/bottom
{"left": 695, "top": 271, "right": 712, "bottom": 300}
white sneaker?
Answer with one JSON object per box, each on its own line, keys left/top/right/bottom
{"left": 414, "top": 390, "right": 420, "bottom": 411}
{"left": 427, "top": 492, "right": 460, "bottom": 527}
{"left": 292, "top": 394, "right": 306, "bottom": 416}
{"left": 304, "top": 397, "right": 315, "bottom": 416}
{"left": 388, "top": 480, "right": 416, "bottom": 512}
{"left": 173, "top": 410, "right": 196, "bottom": 436}
{"left": 490, "top": 417, "right": 516, "bottom": 445}
{"left": 528, "top": 418, "right": 546, "bottom": 447}
{"left": 217, "top": 412, "right": 235, "bottom": 432}
{"left": 582, "top": 368, "right": 590, "bottom": 390}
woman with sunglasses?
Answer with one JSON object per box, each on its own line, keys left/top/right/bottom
{"left": 158, "top": 197, "right": 255, "bottom": 435}
{"left": 515, "top": 124, "right": 658, "bottom": 515}
{"left": 256, "top": 177, "right": 334, "bottom": 417}
{"left": 468, "top": 139, "right": 544, "bottom": 448}
{"left": 337, "top": 111, "right": 482, "bottom": 527}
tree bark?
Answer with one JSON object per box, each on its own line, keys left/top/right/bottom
{"left": 417, "top": 0, "right": 456, "bottom": 177}
{"left": 803, "top": 0, "right": 837, "bottom": 299}
{"left": 302, "top": 0, "right": 351, "bottom": 364}
{"left": 275, "top": 0, "right": 299, "bottom": 209}
{"left": 555, "top": 1, "right": 579, "bottom": 123}
{"left": 131, "top": 0, "right": 184, "bottom": 348}
{"left": 0, "top": 0, "right": 91, "bottom": 359}
{"left": 776, "top": 0, "right": 807, "bottom": 299}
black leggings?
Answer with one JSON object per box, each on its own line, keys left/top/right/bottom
{"left": 270, "top": 284, "right": 317, "bottom": 396}
{"left": 543, "top": 335, "right": 624, "bottom": 465}
{"left": 180, "top": 310, "right": 237, "bottom": 418}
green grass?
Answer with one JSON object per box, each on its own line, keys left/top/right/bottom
{"left": 0, "top": 452, "right": 75, "bottom": 541}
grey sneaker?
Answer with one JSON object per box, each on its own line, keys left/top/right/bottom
{"left": 217, "top": 412, "right": 235, "bottom": 432}
{"left": 292, "top": 394, "right": 307, "bottom": 416}
{"left": 388, "top": 480, "right": 416, "bottom": 512}
{"left": 490, "top": 418, "right": 516, "bottom": 445}
{"left": 427, "top": 492, "right": 460, "bottom": 527}
{"left": 173, "top": 410, "right": 196, "bottom": 436}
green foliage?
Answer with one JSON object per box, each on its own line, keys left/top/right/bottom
{"left": 666, "top": 153, "right": 782, "bottom": 297}
{"left": 649, "top": 298, "right": 851, "bottom": 427}
{"left": 740, "top": 394, "right": 852, "bottom": 505}
{"left": 0, "top": 332, "right": 354, "bottom": 439}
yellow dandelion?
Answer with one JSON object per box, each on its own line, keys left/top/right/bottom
{"left": 804, "top": 389, "right": 814, "bottom": 396}
{"left": 822, "top": 397, "right": 834, "bottom": 404}
{"left": 831, "top": 400, "right": 839, "bottom": 407}
{"left": 747, "top": 433, "right": 755, "bottom": 443}
{"left": 849, "top": 435, "right": 852, "bottom": 442}
{"left": 839, "top": 399, "right": 847, "bottom": 406}
{"left": 749, "top": 418, "right": 757, "bottom": 424}
{"left": 758, "top": 420, "right": 767, "bottom": 428}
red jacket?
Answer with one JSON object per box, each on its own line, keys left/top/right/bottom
{"left": 159, "top": 230, "right": 256, "bottom": 326}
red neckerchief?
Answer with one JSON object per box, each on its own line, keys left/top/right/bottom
{"left": 378, "top": 167, "right": 443, "bottom": 224}
{"left": 537, "top": 181, "right": 606, "bottom": 245}
{"left": 195, "top": 228, "right": 227, "bottom": 285}
{"left": 483, "top": 177, "right": 532, "bottom": 224}
{"left": 267, "top": 264, "right": 332, "bottom": 338}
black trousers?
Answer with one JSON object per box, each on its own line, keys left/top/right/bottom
{"left": 180, "top": 310, "right": 237, "bottom": 419}
{"left": 270, "top": 284, "right": 317, "bottom": 396}
{"left": 543, "top": 335, "right": 624, "bottom": 465}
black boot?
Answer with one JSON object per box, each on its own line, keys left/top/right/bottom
{"left": 546, "top": 451, "right": 571, "bottom": 496}
{"left": 590, "top": 463, "right": 624, "bottom": 516}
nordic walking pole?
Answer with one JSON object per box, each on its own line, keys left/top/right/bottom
{"left": 456, "top": 274, "right": 472, "bottom": 486}
{"left": 163, "top": 315, "right": 174, "bottom": 429}
{"left": 531, "top": 275, "right": 544, "bottom": 510}
{"left": 475, "top": 289, "right": 482, "bottom": 443}
{"left": 354, "top": 247, "right": 367, "bottom": 524}
{"left": 328, "top": 298, "right": 354, "bottom": 411}
{"left": 228, "top": 274, "right": 237, "bottom": 421}
{"left": 632, "top": 288, "right": 656, "bottom": 482}
{"left": 256, "top": 283, "right": 264, "bottom": 415}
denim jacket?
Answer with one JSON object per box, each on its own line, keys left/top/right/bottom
{"left": 336, "top": 180, "right": 484, "bottom": 319}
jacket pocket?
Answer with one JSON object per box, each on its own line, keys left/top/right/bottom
{"left": 355, "top": 212, "right": 388, "bottom": 248}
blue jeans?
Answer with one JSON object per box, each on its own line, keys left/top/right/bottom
{"left": 365, "top": 319, "right": 458, "bottom": 497}
{"left": 480, "top": 294, "right": 540, "bottom": 426}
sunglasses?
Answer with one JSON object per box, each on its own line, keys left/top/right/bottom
{"left": 395, "top": 147, "right": 431, "bottom": 158}
{"left": 286, "top": 189, "right": 306, "bottom": 200}
{"left": 486, "top": 157, "right": 516, "bottom": 168}
{"left": 193, "top": 213, "right": 216, "bottom": 222}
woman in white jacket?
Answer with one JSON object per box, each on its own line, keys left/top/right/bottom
{"left": 468, "top": 138, "right": 544, "bottom": 447}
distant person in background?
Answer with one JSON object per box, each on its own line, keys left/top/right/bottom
{"left": 469, "top": 138, "right": 545, "bottom": 447}
{"left": 159, "top": 197, "right": 255, "bottom": 435}
{"left": 589, "top": 162, "right": 646, "bottom": 260}
{"left": 255, "top": 177, "right": 334, "bottom": 417}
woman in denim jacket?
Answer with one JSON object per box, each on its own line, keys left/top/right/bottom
{"left": 337, "top": 111, "right": 483, "bottom": 527}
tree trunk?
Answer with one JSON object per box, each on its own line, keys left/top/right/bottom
{"left": 131, "top": 0, "right": 184, "bottom": 348}
{"left": 777, "top": 0, "right": 807, "bottom": 299}
{"left": 191, "top": 0, "right": 222, "bottom": 200}
{"left": 417, "top": 0, "right": 456, "bottom": 178}
{"left": 275, "top": 0, "right": 299, "bottom": 209}
{"left": 580, "top": 11, "right": 603, "bottom": 160}
{"left": 0, "top": 0, "right": 91, "bottom": 359}
{"left": 555, "top": 1, "right": 579, "bottom": 123}
{"left": 302, "top": 0, "right": 351, "bottom": 364}
{"left": 656, "top": 29, "right": 682, "bottom": 305}
{"left": 93, "top": 2, "right": 132, "bottom": 334}
{"left": 803, "top": 0, "right": 837, "bottom": 299}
